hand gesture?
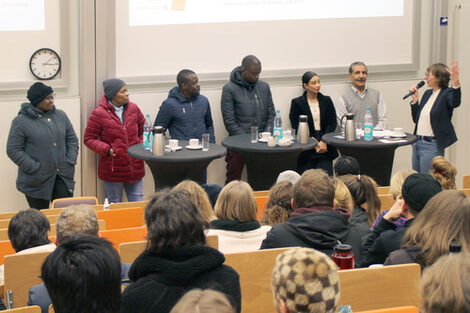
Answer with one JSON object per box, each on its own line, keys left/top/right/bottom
{"left": 384, "top": 198, "right": 405, "bottom": 222}
{"left": 315, "top": 141, "right": 328, "bottom": 154}
{"left": 409, "top": 85, "right": 419, "bottom": 104}
{"left": 446, "top": 61, "right": 460, "bottom": 87}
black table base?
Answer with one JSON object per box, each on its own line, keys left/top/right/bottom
{"left": 145, "top": 159, "right": 211, "bottom": 189}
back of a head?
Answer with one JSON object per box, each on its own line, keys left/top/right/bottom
{"left": 41, "top": 234, "right": 121, "bottom": 313}
{"left": 56, "top": 204, "right": 99, "bottom": 244}
{"left": 262, "top": 181, "right": 294, "bottom": 226}
{"left": 420, "top": 253, "right": 470, "bottom": 313}
{"left": 389, "top": 169, "right": 417, "bottom": 199}
{"left": 429, "top": 156, "right": 457, "bottom": 190}
{"left": 293, "top": 169, "right": 334, "bottom": 209}
{"left": 214, "top": 181, "right": 257, "bottom": 222}
{"left": 145, "top": 189, "right": 208, "bottom": 252}
{"left": 401, "top": 173, "right": 442, "bottom": 216}
{"left": 170, "top": 289, "right": 236, "bottom": 313}
{"left": 334, "top": 156, "right": 360, "bottom": 176}
{"left": 8, "top": 209, "right": 51, "bottom": 253}
{"left": 332, "top": 178, "right": 353, "bottom": 212}
{"left": 272, "top": 248, "right": 340, "bottom": 313}
{"left": 276, "top": 170, "right": 301, "bottom": 185}
{"left": 174, "top": 180, "right": 215, "bottom": 222}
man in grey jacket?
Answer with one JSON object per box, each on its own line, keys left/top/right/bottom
{"left": 221, "top": 55, "right": 275, "bottom": 183}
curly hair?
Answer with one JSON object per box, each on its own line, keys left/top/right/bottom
{"left": 429, "top": 156, "right": 457, "bottom": 190}
{"left": 262, "top": 181, "right": 294, "bottom": 226}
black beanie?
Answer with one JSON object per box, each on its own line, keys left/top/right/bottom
{"left": 27, "top": 82, "right": 54, "bottom": 107}
{"left": 402, "top": 173, "right": 442, "bottom": 213}
{"left": 103, "top": 78, "right": 126, "bottom": 100}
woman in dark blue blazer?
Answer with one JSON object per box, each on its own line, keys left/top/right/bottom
{"left": 289, "top": 71, "right": 338, "bottom": 175}
{"left": 409, "top": 61, "right": 461, "bottom": 173}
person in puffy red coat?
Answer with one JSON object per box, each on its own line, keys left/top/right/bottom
{"left": 84, "top": 79, "right": 145, "bottom": 203}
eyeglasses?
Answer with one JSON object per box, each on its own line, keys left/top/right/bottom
{"left": 424, "top": 72, "right": 433, "bottom": 77}
{"left": 45, "top": 94, "right": 56, "bottom": 100}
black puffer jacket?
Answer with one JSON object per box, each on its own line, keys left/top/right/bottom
{"left": 221, "top": 66, "right": 275, "bottom": 135}
{"left": 122, "top": 245, "right": 241, "bottom": 313}
{"left": 384, "top": 245, "right": 423, "bottom": 268}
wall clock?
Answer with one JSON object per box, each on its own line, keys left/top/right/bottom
{"left": 29, "top": 48, "right": 61, "bottom": 80}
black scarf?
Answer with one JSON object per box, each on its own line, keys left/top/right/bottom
{"left": 210, "top": 219, "right": 261, "bottom": 232}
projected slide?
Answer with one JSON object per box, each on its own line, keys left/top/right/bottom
{"left": 0, "top": 0, "right": 44, "bottom": 31}
{"left": 129, "top": 0, "right": 404, "bottom": 26}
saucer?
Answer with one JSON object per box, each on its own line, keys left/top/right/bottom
{"left": 391, "top": 132, "right": 406, "bottom": 138}
{"left": 259, "top": 138, "right": 269, "bottom": 143}
{"left": 186, "top": 145, "right": 203, "bottom": 150}
{"left": 165, "top": 145, "right": 182, "bottom": 151}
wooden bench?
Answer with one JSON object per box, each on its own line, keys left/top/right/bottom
{"left": 377, "top": 186, "right": 390, "bottom": 194}
{"left": 255, "top": 195, "right": 269, "bottom": 222}
{"left": 5, "top": 306, "right": 42, "bottom": 313}
{"left": 50, "top": 196, "right": 98, "bottom": 209}
{"left": 96, "top": 207, "right": 144, "bottom": 230}
{"left": 356, "top": 306, "right": 419, "bottom": 313}
{"left": 463, "top": 175, "right": 470, "bottom": 189}
{"left": 378, "top": 194, "right": 395, "bottom": 213}
{"left": 100, "top": 226, "right": 148, "bottom": 251}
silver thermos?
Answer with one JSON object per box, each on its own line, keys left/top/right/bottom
{"left": 298, "top": 115, "right": 309, "bottom": 144}
{"left": 340, "top": 113, "right": 356, "bottom": 142}
{"left": 152, "top": 126, "right": 165, "bottom": 156}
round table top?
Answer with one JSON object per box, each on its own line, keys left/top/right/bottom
{"left": 322, "top": 132, "right": 417, "bottom": 149}
{"left": 128, "top": 141, "right": 226, "bottom": 163}
{"left": 222, "top": 134, "right": 316, "bottom": 154}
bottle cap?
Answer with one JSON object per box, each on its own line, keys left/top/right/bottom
{"left": 299, "top": 115, "right": 308, "bottom": 122}
{"left": 450, "top": 241, "right": 462, "bottom": 253}
{"left": 334, "top": 244, "right": 352, "bottom": 253}
{"left": 154, "top": 126, "right": 164, "bottom": 133}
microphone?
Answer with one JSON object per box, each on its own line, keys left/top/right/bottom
{"left": 403, "top": 81, "right": 425, "bottom": 100}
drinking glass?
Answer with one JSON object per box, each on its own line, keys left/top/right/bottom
{"left": 202, "top": 133, "right": 210, "bottom": 151}
{"left": 251, "top": 126, "right": 259, "bottom": 143}
{"left": 355, "top": 122, "right": 362, "bottom": 139}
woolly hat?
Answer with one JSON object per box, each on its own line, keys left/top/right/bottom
{"left": 276, "top": 170, "right": 301, "bottom": 185}
{"left": 402, "top": 173, "right": 442, "bottom": 213}
{"left": 272, "top": 248, "right": 340, "bottom": 313}
{"left": 334, "top": 155, "right": 360, "bottom": 176}
{"left": 103, "top": 78, "right": 126, "bottom": 100}
{"left": 27, "top": 82, "right": 53, "bottom": 107}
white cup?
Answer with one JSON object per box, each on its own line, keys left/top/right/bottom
{"left": 393, "top": 127, "right": 404, "bottom": 135}
{"left": 259, "top": 132, "right": 271, "bottom": 140}
{"left": 168, "top": 139, "right": 179, "bottom": 148}
{"left": 284, "top": 129, "right": 292, "bottom": 141}
{"left": 189, "top": 138, "right": 199, "bottom": 147}
{"left": 267, "top": 136, "right": 276, "bottom": 147}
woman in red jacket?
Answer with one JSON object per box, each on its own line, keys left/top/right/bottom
{"left": 84, "top": 79, "right": 145, "bottom": 203}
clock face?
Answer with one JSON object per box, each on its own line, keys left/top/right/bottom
{"left": 29, "top": 48, "right": 61, "bottom": 80}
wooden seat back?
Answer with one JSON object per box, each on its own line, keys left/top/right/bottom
{"left": 0, "top": 212, "right": 19, "bottom": 220}
{"left": 463, "top": 175, "right": 470, "bottom": 189}
{"left": 6, "top": 306, "right": 42, "bottom": 313}
{"left": 100, "top": 226, "right": 148, "bottom": 251}
{"left": 458, "top": 188, "right": 470, "bottom": 197}
{"left": 356, "top": 306, "right": 419, "bottom": 313}
{"left": 378, "top": 194, "right": 395, "bottom": 213}
{"left": 338, "top": 264, "right": 421, "bottom": 312}
{"left": 4, "top": 252, "right": 52, "bottom": 308}
{"left": 377, "top": 186, "right": 390, "bottom": 194}
{"left": 0, "top": 240, "right": 15, "bottom": 265}
{"left": 51, "top": 196, "right": 98, "bottom": 209}
{"left": 109, "top": 200, "right": 148, "bottom": 210}
{"left": 255, "top": 195, "right": 269, "bottom": 222}
{"left": 96, "top": 207, "right": 144, "bottom": 230}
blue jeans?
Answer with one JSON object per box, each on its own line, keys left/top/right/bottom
{"left": 103, "top": 179, "right": 143, "bottom": 203}
{"left": 412, "top": 139, "right": 444, "bottom": 173}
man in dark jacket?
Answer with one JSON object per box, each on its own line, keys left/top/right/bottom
{"left": 221, "top": 55, "right": 275, "bottom": 183}
{"left": 155, "top": 69, "right": 215, "bottom": 143}
{"left": 260, "top": 169, "right": 362, "bottom": 259}
{"left": 359, "top": 173, "right": 442, "bottom": 267}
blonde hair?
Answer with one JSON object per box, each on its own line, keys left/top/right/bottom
{"left": 402, "top": 190, "right": 470, "bottom": 266}
{"left": 170, "top": 289, "right": 235, "bottom": 313}
{"left": 429, "top": 156, "right": 457, "bottom": 190}
{"left": 262, "top": 181, "right": 294, "bottom": 226}
{"left": 389, "top": 169, "right": 417, "bottom": 200}
{"left": 214, "top": 181, "right": 257, "bottom": 222}
{"left": 174, "top": 180, "right": 216, "bottom": 222}
{"left": 420, "top": 253, "right": 470, "bottom": 313}
{"left": 56, "top": 204, "right": 99, "bottom": 244}
{"left": 332, "top": 178, "right": 353, "bottom": 212}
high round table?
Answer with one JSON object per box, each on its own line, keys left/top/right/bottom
{"left": 322, "top": 132, "right": 417, "bottom": 186}
{"left": 222, "top": 134, "right": 316, "bottom": 190}
{"left": 128, "top": 142, "right": 226, "bottom": 190}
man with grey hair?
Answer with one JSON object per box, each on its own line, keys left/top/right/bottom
{"left": 336, "top": 61, "right": 387, "bottom": 129}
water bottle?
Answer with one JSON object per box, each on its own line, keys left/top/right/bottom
{"left": 273, "top": 110, "right": 283, "bottom": 140}
{"left": 143, "top": 114, "right": 153, "bottom": 150}
{"left": 331, "top": 243, "right": 355, "bottom": 270}
{"left": 363, "top": 106, "right": 374, "bottom": 142}
{"left": 103, "top": 198, "right": 110, "bottom": 211}
{"left": 449, "top": 241, "right": 462, "bottom": 254}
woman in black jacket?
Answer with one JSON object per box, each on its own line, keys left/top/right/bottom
{"left": 289, "top": 71, "right": 338, "bottom": 175}
{"left": 122, "top": 189, "right": 241, "bottom": 313}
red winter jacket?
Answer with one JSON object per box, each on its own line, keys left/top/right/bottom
{"left": 84, "top": 95, "right": 145, "bottom": 182}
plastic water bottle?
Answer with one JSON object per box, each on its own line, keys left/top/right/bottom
{"left": 103, "top": 198, "right": 110, "bottom": 211}
{"left": 273, "top": 109, "right": 283, "bottom": 140}
{"left": 143, "top": 114, "right": 153, "bottom": 150}
{"left": 363, "top": 106, "right": 374, "bottom": 142}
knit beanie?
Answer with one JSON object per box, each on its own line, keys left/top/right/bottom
{"left": 402, "top": 173, "right": 442, "bottom": 213}
{"left": 27, "top": 82, "right": 54, "bottom": 107}
{"left": 103, "top": 78, "right": 126, "bottom": 100}
{"left": 272, "top": 248, "right": 340, "bottom": 313}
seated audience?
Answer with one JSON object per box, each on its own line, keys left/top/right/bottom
{"left": 272, "top": 248, "right": 340, "bottom": 313}
{"left": 202, "top": 184, "right": 223, "bottom": 208}
{"left": 334, "top": 155, "right": 360, "bottom": 177}
{"left": 360, "top": 173, "right": 441, "bottom": 267}
{"left": 261, "top": 169, "right": 362, "bottom": 259}
{"left": 207, "top": 181, "right": 271, "bottom": 253}
{"left": 170, "top": 289, "right": 235, "bottom": 313}
{"left": 174, "top": 180, "right": 216, "bottom": 222}
{"left": 420, "top": 253, "right": 470, "bottom": 313}
{"left": 372, "top": 169, "right": 416, "bottom": 230}
{"left": 385, "top": 190, "right": 470, "bottom": 267}
{"left": 0, "top": 209, "right": 56, "bottom": 284}
{"left": 122, "top": 189, "right": 241, "bottom": 313}
{"left": 276, "top": 170, "right": 301, "bottom": 185}
{"left": 41, "top": 234, "right": 121, "bottom": 313}
{"left": 339, "top": 174, "right": 380, "bottom": 239}
{"left": 332, "top": 178, "right": 353, "bottom": 212}
{"left": 429, "top": 156, "right": 457, "bottom": 190}
{"left": 261, "top": 181, "right": 294, "bottom": 226}
{"left": 28, "top": 204, "right": 131, "bottom": 313}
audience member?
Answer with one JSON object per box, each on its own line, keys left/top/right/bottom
{"left": 0, "top": 209, "right": 55, "bottom": 284}
{"left": 174, "top": 180, "right": 216, "bottom": 222}
{"left": 260, "top": 169, "right": 362, "bottom": 259}
{"left": 207, "top": 181, "right": 271, "bottom": 253}
{"left": 276, "top": 170, "right": 301, "bottom": 185}
{"left": 41, "top": 235, "right": 121, "bottom": 313}
{"left": 332, "top": 178, "right": 353, "bottom": 212}
{"left": 420, "top": 253, "right": 470, "bottom": 313}
{"left": 360, "top": 173, "right": 441, "bottom": 267}
{"left": 385, "top": 190, "right": 470, "bottom": 267}
{"left": 170, "top": 289, "right": 235, "bottom": 313}
{"left": 122, "top": 189, "right": 241, "bottom": 313}
{"left": 272, "top": 248, "right": 340, "bottom": 313}
{"left": 429, "top": 156, "right": 457, "bottom": 190}
{"left": 333, "top": 155, "right": 360, "bottom": 177}
{"left": 261, "top": 181, "right": 294, "bottom": 226}
{"left": 202, "top": 184, "right": 223, "bottom": 208}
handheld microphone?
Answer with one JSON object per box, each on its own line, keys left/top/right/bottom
{"left": 403, "top": 81, "right": 425, "bottom": 100}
